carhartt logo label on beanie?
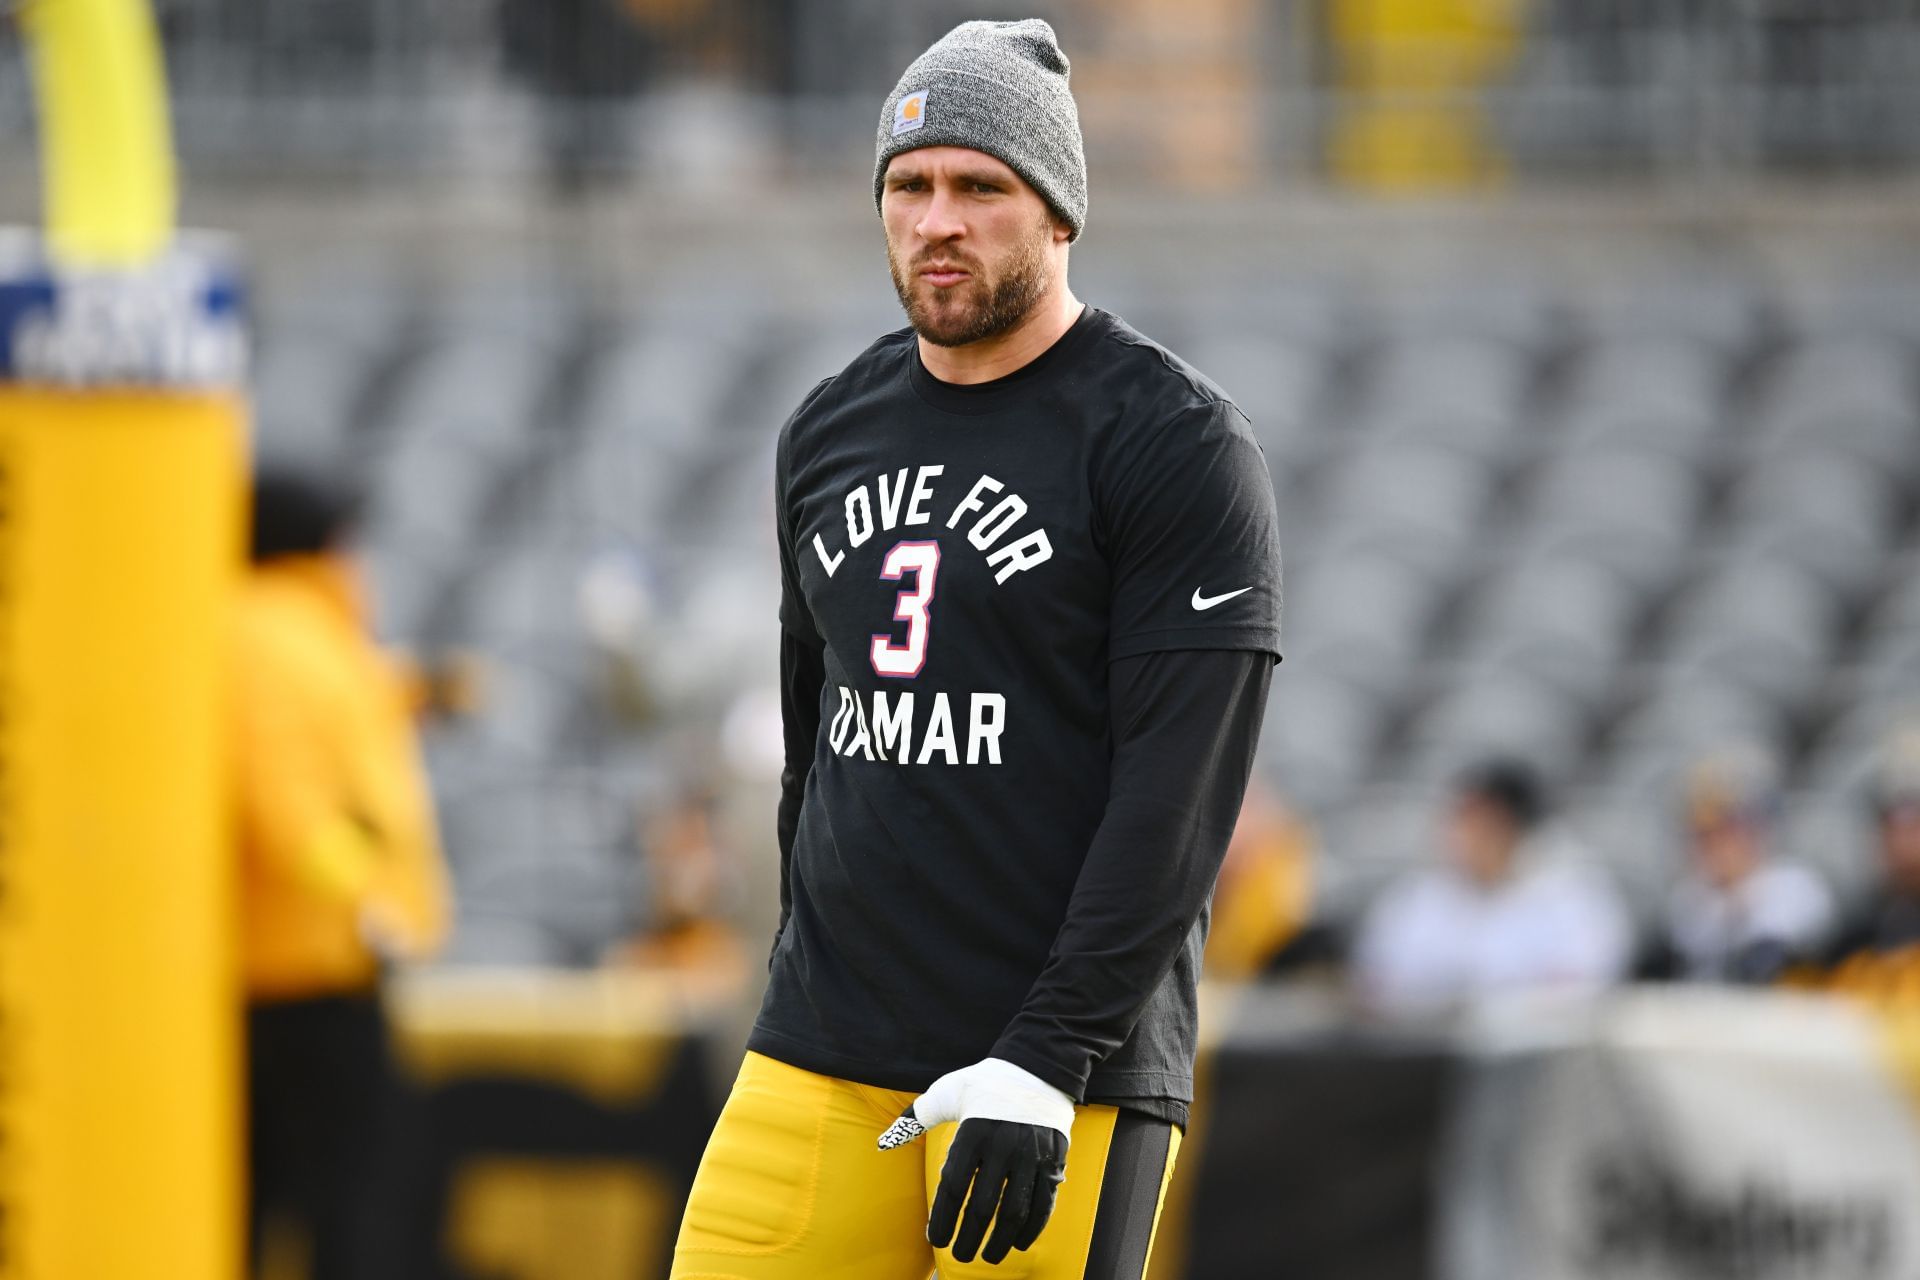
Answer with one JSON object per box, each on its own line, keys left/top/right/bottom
{"left": 893, "top": 90, "right": 930, "bottom": 137}
{"left": 873, "top": 19, "right": 1088, "bottom": 239}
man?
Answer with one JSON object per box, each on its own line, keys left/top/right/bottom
{"left": 236, "top": 467, "right": 450, "bottom": 1279}
{"left": 670, "top": 19, "right": 1282, "bottom": 1279}
{"left": 1658, "top": 743, "right": 1834, "bottom": 983}
{"left": 1824, "top": 730, "right": 1920, "bottom": 983}
{"left": 1352, "top": 759, "right": 1633, "bottom": 1011}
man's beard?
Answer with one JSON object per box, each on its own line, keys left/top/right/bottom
{"left": 887, "top": 222, "right": 1052, "bottom": 349}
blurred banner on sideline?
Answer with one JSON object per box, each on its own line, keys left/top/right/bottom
{"left": 364, "top": 977, "right": 1920, "bottom": 1280}
{"left": 1440, "top": 991, "right": 1920, "bottom": 1280}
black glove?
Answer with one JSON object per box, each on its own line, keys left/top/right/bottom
{"left": 876, "top": 1057, "right": 1076, "bottom": 1264}
{"left": 928, "top": 1116, "right": 1069, "bottom": 1265}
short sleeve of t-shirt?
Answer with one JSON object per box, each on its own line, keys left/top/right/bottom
{"left": 1100, "top": 398, "right": 1283, "bottom": 662}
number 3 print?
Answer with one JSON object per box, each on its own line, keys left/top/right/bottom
{"left": 870, "top": 539, "right": 941, "bottom": 678}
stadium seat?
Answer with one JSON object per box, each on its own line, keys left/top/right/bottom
{"left": 1398, "top": 671, "right": 1589, "bottom": 785}
{"left": 644, "top": 557, "right": 783, "bottom": 705}
{"left": 462, "top": 651, "right": 581, "bottom": 760}
{"left": 447, "top": 853, "right": 640, "bottom": 966}
{"left": 1659, "top": 557, "right": 1840, "bottom": 707}
{"left": 1457, "top": 555, "right": 1639, "bottom": 709}
{"left": 384, "top": 332, "right": 555, "bottom": 457}
{"left": 575, "top": 431, "right": 684, "bottom": 544}
{"left": 1557, "top": 335, "right": 1724, "bottom": 459}
{"left": 1561, "top": 794, "right": 1681, "bottom": 923}
{"left": 454, "top": 543, "right": 594, "bottom": 651}
{"left": 252, "top": 333, "right": 380, "bottom": 462}
{"left": 1857, "top": 626, "right": 1920, "bottom": 703}
{"left": 252, "top": 270, "right": 413, "bottom": 367}
{"left": 1806, "top": 697, "right": 1920, "bottom": 797}
{"left": 1749, "top": 336, "right": 1917, "bottom": 474}
{"left": 1863, "top": 553, "right": 1920, "bottom": 646}
{"left": 1526, "top": 444, "right": 1702, "bottom": 591}
{"left": 573, "top": 327, "right": 740, "bottom": 448}
{"left": 1724, "top": 450, "right": 1900, "bottom": 597}
{"left": 693, "top": 447, "right": 778, "bottom": 552}
{"left": 1312, "top": 788, "right": 1441, "bottom": 925}
{"left": 1368, "top": 278, "right": 1557, "bottom": 351}
{"left": 1318, "top": 442, "right": 1495, "bottom": 573}
{"left": 363, "top": 545, "right": 447, "bottom": 645}
{"left": 1260, "top": 668, "right": 1388, "bottom": 809}
{"left": 1784, "top": 267, "right": 1920, "bottom": 346}
{"left": 1361, "top": 333, "right": 1531, "bottom": 460}
{"left": 363, "top": 428, "right": 506, "bottom": 565}
{"left": 1282, "top": 550, "right": 1446, "bottom": 698}
{"left": 1599, "top": 668, "right": 1788, "bottom": 794}
{"left": 1574, "top": 271, "right": 1766, "bottom": 358}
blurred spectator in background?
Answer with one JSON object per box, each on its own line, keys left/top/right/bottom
{"left": 1203, "top": 779, "right": 1316, "bottom": 981}
{"left": 579, "top": 545, "right": 662, "bottom": 729}
{"left": 1825, "top": 731, "right": 1920, "bottom": 992}
{"left": 1653, "top": 744, "right": 1835, "bottom": 984}
{"left": 608, "top": 783, "right": 749, "bottom": 992}
{"left": 1352, "top": 759, "right": 1633, "bottom": 1011}
{"left": 236, "top": 467, "right": 451, "bottom": 1280}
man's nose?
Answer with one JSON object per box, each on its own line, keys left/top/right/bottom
{"left": 915, "top": 187, "right": 966, "bottom": 245}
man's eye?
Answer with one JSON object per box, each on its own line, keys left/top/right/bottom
{"left": 972, "top": 183, "right": 1000, "bottom": 194}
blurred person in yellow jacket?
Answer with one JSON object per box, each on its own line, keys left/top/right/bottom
{"left": 236, "top": 466, "right": 450, "bottom": 1280}
{"left": 1203, "top": 779, "right": 1316, "bottom": 981}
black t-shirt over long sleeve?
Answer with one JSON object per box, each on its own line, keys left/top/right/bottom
{"left": 754, "top": 306, "right": 1283, "bottom": 1126}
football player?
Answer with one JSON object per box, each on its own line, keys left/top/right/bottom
{"left": 672, "top": 18, "right": 1282, "bottom": 1278}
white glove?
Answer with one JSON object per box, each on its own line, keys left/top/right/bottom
{"left": 877, "top": 1057, "right": 1075, "bottom": 1149}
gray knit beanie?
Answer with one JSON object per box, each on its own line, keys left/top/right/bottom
{"left": 873, "top": 19, "right": 1087, "bottom": 240}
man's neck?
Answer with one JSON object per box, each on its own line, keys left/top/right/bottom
{"left": 917, "top": 286, "right": 1085, "bottom": 387}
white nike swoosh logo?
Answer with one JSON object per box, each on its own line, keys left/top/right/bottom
{"left": 1191, "top": 586, "right": 1253, "bottom": 611}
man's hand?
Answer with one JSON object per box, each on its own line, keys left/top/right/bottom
{"left": 877, "top": 1058, "right": 1073, "bottom": 1265}
{"left": 358, "top": 896, "right": 418, "bottom": 960}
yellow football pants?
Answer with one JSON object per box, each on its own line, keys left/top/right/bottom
{"left": 672, "top": 1052, "right": 1181, "bottom": 1280}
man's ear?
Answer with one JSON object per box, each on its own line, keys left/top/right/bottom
{"left": 1052, "top": 214, "right": 1074, "bottom": 245}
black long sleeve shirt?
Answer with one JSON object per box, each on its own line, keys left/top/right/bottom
{"left": 775, "top": 632, "right": 1271, "bottom": 1125}
{"left": 749, "top": 306, "right": 1283, "bottom": 1125}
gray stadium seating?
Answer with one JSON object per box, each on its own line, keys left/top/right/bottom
{"left": 1362, "top": 333, "right": 1531, "bottom": 460}
{"left": 1749, "top": 336, "right": 1917, "bottom": 475}
{"left": 1727, "top": 451, "right": 1899, "bottom": 597}
{"left": 1600, "top": 672, "right": 1790, "bottom": 798}
{"left": 246, "top": 265, "right": 1920, "bottom": 962}
{"left": 1558, "top": 336, "right": 1724, "bottom": 459}
{"left": 253, "top": 334, "right": 380, "bottom": 463}
{"left": 1282, "top": 550, "right": 1445, "bottom": 698}
{"left": 1260, "top": 669, "right": 1387, "bottom": 810}
{"left": 1659, "top": 557, "right": 1840, "bottom": 708}
{"left": 1526, "top": 443, "right": 1703, "bottom": 592}
{"left": 1400, "top": 671, "right": 1589, "bottom": 784}
{"left": 1319, "top": 442, "right": 1494, "bottom": 574}
{"left": 1459, "top": 555, "right": 1639, "bottom": 709}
